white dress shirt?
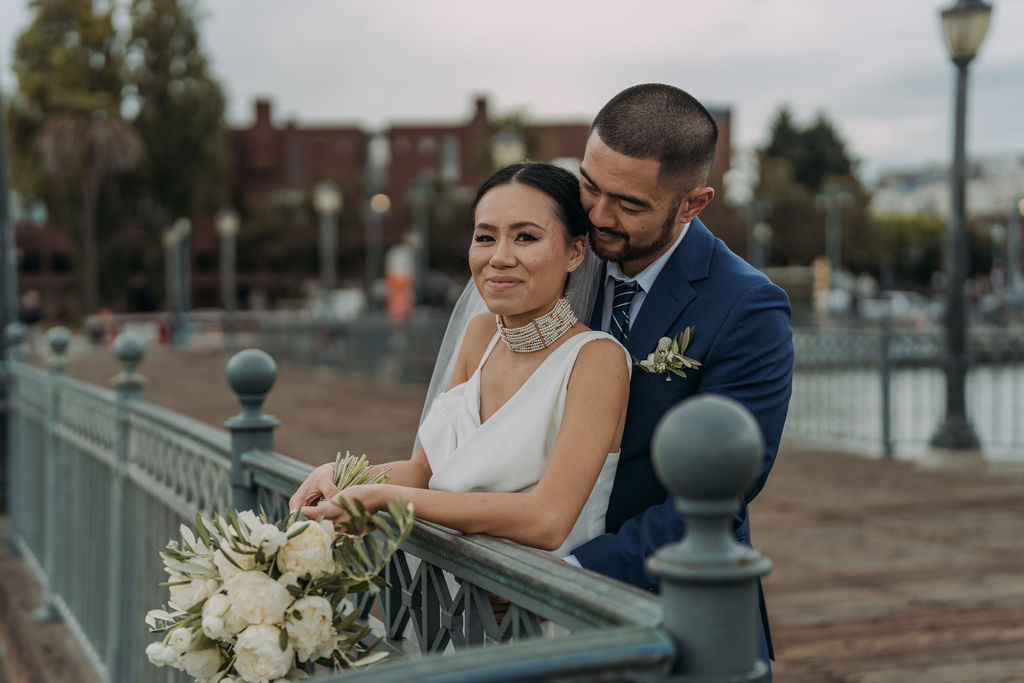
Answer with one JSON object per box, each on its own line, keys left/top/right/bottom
{"left": 597, "top": 222, "right": 691, "bottom": 333}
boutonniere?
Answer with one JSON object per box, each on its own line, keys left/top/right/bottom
{"left": 633, "top": 326, "right": 702, "bottom": 381}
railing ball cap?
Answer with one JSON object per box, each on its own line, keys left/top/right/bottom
{"left": 46, "top": 326, "right": 71, "bottom": 354}
{"left": 113, "top": 333, "right": 145, "bottom": 363}
{"left": 226, "top": 349, "right": 277, "bottom": 396}
{"left": 5, "top": 322, "right": 26, "bottom": 346}
{"left": 652, "top": 394, "right": 765, "bottom": 501}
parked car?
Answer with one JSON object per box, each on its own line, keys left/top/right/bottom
{"left": 860, "top": 291, "right": 944, "bottom": 325}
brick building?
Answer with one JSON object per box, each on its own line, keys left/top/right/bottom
{"left": 16, "top": 95, "right": 732, "bottom": 318}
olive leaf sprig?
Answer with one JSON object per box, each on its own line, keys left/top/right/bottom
{"left": 332, "top": 451, "right": 391, "bottom": 490}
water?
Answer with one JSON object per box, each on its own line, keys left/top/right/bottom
{"left": 786, "top": 363, "right": 1024, "bottom": 461}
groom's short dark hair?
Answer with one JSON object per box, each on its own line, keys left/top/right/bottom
{"left": 590, "top": 84, "right": 718, "bottom": 192}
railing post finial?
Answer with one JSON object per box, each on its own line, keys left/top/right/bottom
{"left": 45, "top": 326, "right": 70, "bottom": 376}
{"left": 225, "top": 349, "right": 279, "bottom": 510}
{"left": 4, "top": 322, "right": 26, "bottom": 361}
{"left": 647, "top": 394, "right": 772, "bottom": 682}
{"left": 112, "top": 332, "right": 146, "bottom": 401}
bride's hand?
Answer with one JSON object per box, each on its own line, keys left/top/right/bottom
{"left": 297, "top": 484, "right": 385, "bottom": 525}
{"left": 288, "top": 463, "right": 340, "bottom": 514}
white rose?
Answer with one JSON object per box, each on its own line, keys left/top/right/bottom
{"left": 214, "top": 546, "right": 256, "bottom": 581}
{"left": 145, "top": 641, "right": 181, "bottom": 668}
{"left": 233, "top": 624, "right": 294, "bottom": 683}
{"left": 250, "top": 523, "right": 288, "bottom": 556}
{"left": 276, "top": 520, "right": 335, "bottom": 579}
{"left": 168, "top": 577, "right": 218, "bottom": 611}
{"left": 225, "top": 571, "right": 294, "bottom": 626}
{"left": 285, "top": 596, "right": 337, "bottom": 662}
{"left": 202, "top": 592, "right": 248, "bottom": 640}
{"left": 181, "top": 647, "right": 224, "bottom": 679}
{"left": 167, "top": 626, "right": 192, "bottom": 654}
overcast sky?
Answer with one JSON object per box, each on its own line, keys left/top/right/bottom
{"left": 2, "top": 0, "right": 1023, "bottom": 185}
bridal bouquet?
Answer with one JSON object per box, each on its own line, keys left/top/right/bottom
{"left": 145, "top": 453, "right": 414, "bottom": 683}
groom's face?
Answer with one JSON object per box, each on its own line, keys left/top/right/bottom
{"left": 579, "top": 133, "right": 685, "bottom": 277}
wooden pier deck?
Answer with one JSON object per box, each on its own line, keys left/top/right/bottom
{"left": 3, "top": 346, "right": 1022, "bottom": 681}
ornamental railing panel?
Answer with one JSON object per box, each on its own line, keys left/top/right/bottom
{"left": 787, "top": 324, "right": 1024, "bottom": 458}
{"left": 4, "top": 329, "right": 774, "bottom": 682}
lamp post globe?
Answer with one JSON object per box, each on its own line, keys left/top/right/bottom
{"left": 931, "top": 0, "right": 991, "bottom": 450}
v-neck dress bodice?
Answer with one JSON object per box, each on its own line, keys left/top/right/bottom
{"left": 418, "top": 330, "right": 630, "bottom": 558}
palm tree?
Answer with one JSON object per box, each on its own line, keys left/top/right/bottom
{"left": 39, "top": 112, "right": 143, "bottom": 315}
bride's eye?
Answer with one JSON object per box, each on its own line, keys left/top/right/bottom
{"left": 515, "top": 232, "right": 538, "bottom": 242}
{"left": 473, "top": 233, "right": 494, "bottom": 243}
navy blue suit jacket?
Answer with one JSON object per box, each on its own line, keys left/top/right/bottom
{"left": 573, "top": 217, "right": 793, "bottom": 590}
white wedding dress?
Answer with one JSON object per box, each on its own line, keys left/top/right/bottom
{"left": 418, "top": 329, "right": 630, "bottom": 558}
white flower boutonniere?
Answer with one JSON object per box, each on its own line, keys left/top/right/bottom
{"left": 633, "top": 326, "right": 702, "bottom": 381}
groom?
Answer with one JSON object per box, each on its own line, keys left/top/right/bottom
{"left": 567, "top": 84, "right": 793, "bottom": 670}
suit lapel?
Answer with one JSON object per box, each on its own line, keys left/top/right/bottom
{"left": 622, "top": 218, "right": 714, "bottom": 358}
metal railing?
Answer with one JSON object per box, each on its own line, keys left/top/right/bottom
{"left": 786, "top": 322, "right": 1024, "bottom": 458}
{"left": 4, "top": 325, "right": 772, "bottom": 682}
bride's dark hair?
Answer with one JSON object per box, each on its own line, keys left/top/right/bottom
{"left": 471, "top": 162, "right": 591, "bottom": 240}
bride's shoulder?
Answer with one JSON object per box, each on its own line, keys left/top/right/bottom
{"left": 450, "top": 314, "right": 497, "bottom": 385}
{"left": 573, "top": 331, "right": 626, "bottom": 374}
{"left": 463, "top": 313, "right": 497, "bottom": 350}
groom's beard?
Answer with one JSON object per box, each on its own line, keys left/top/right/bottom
{"left": 588, "top": 197, "right": 681, "bottom": 266}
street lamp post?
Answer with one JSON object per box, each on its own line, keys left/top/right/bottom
{"left": 817, "top": 185, "right": 852, "bottom": 290}
{"left": 216, "top": 209, "right": 240, "bottom": 351}
{"left": 753, "top": 222, "right": 772, "bottom": 271}
{"left": 366, "top": 192, "right": 390, "bottom": 307}
{"left": 163, "top": 218, "right": 192, "bottom": 348}
{"left": 1009, "top": 198, "right": 1023, "bottom": 295}
{"left": 409, "top": 172, "right": 433, "bottom": 305}
{"left": 491, "top": 128, "right": 527, "bottom": 169}
{"left": 313, "top": 180, "right": 343, "bottom": 315}
{"left": 931, "top": 0, "right": 991, "bottom": 450}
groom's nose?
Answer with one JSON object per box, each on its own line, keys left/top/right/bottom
{"left": 587, "top": 196, "right": 617, "bottom": 229}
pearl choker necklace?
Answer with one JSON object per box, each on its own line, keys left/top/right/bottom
{"left": 496, "top": 297, "right": 578, "bottom": 353}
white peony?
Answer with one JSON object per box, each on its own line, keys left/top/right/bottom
{"left": 168, "top": 577, "right": 218, "bottom": 611}
{"left": 250, "top": 523, "right": 288, "bottom": 556}
{"left": 202, "top": 592, "right": 248, "bottom": 640}
{"left": 237, "top": 510, "right": 261, "bottom": 532}
{"left": 214, "top": 545, "right": 256, "bottom": 581}
{"left": 276, "top": 520, "right": 335, "bottom": 579}
{"left": 145, "top": 641, "right": 181, "bottom": 668}
{"left": 181, "top": 647, "right": 224, "bottom": 679}
{"left": 233, "top": 624, "right": 294, "bottom": 683}
{"left": 276, "top": 571, "right": 300, "bottom": 590}
{"left": 225, "top": 571, "right": 294, "bottom": 626}
{"left": 285, "top": 596, "right": 337, "bottom": 662}
{"left": 167, "top": 626, "right": 192, "bottom": 654}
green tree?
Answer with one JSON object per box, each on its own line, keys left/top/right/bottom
{"left": 127, "top": 0, "right": 229, "bottom": 223}
{"left": 753, "top": 107, "right": 871, "bottom": 269}
{"left": 9, "top": 0, "right": 138, "bottom": 314}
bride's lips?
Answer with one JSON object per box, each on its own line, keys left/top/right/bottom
{"left": 486, "top": 277, "right": 523, "bottom": 291}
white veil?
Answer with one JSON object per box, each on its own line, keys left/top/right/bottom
{"left": 415, "top": 246, "right": 604, "bottom": 443}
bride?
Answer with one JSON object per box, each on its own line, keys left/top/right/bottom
{"left": 289, "top": 162, "right": 629, "bottom": 558}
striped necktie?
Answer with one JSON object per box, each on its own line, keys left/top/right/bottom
{"left": 611, "top": 279, "right": 639, "bottom": 342}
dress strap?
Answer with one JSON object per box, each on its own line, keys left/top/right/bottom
{"left": 474, "top": 332, "right": 502, "bottom": 374}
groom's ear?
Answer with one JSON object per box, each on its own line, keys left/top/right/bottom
{"left": 676, "top": 186, "right": 715, "bottom": 223}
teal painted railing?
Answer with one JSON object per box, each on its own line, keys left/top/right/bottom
{"left": 5, "top": 324, "right": 771, "bottom": 682}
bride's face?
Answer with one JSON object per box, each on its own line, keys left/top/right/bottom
{"left": 470, "top": 183, "right": 585, "bottom": 326}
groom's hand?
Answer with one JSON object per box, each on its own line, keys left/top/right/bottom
{"left": 288, "top": 463, "right": 340, "bottom": 514}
